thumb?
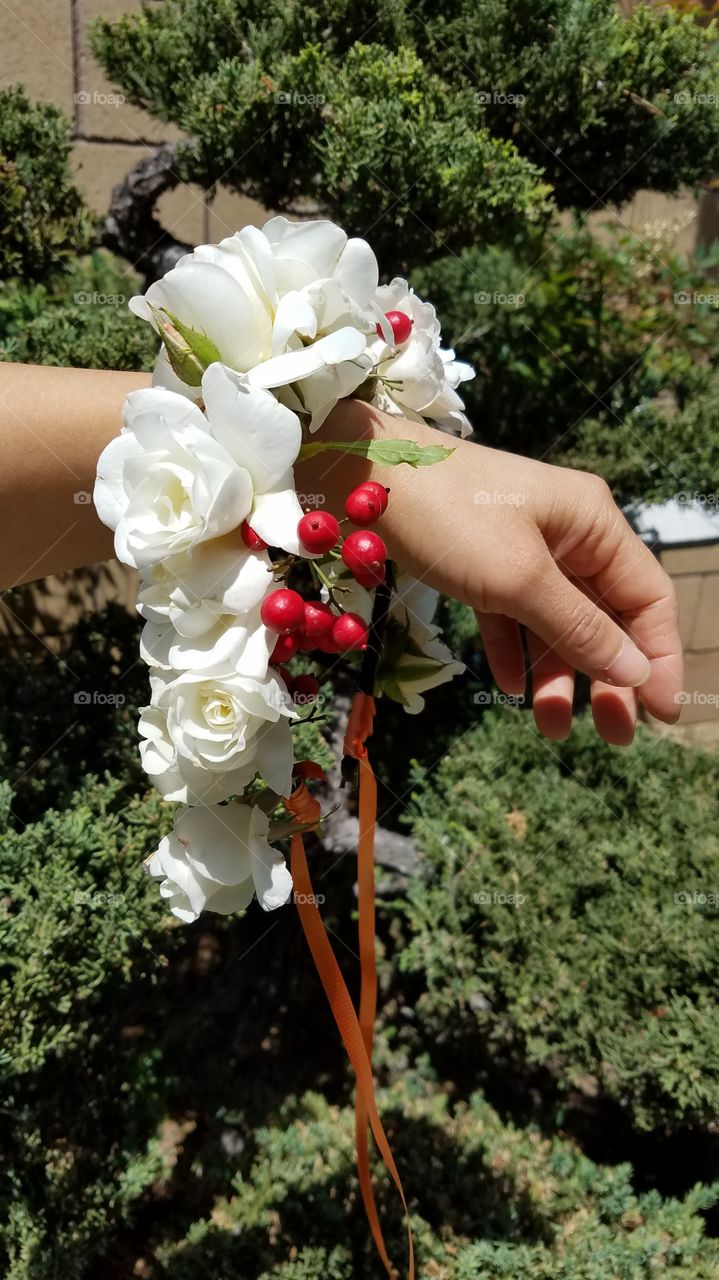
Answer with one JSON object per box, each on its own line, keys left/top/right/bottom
{"left": 517, "top": 558, "right": 652, "bottom": 687}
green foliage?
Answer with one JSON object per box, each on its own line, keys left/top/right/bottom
{"left": 421, "top": 0, "right": 719, "bottom": 208}
{"left": 153, "top": 1079, "right": 719, "bottom": 1279}
{"left": 402, "top": 709, "right": 719, "bottom": 1131}
{"left": 0, "top": 252, "right": 158, "bottom": 372}
{"left": 0, "top": 604, "right": 148, "bottom": 823}
{"left": 91, "top": 0, "right": 719, "bottom": 266}
{"left": 0, "top": 773, "right": 172, "bottom": 1278}
{"left": 1, "top": 606, "right": 719, "bottom": 1275}
{"left": 414, "top": 225, "right": 719, "bottom": 501}
{"left": 0, "top": 87, "right": 90, "bottom": 280}
{"left": 565, "top": 367, "right": 719, "bottom": 504}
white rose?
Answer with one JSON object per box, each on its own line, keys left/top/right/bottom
{"left": 370, "top": 279, "right": 474, "bottom": 435}
{"left": 94, "top": 387, "right": 254, "bottom": 569}
{"left": 146, "top": 801, "right": 292, "bottom": 922}
{"left": 139, "top": 668, "right": 295, "bottom": 803}
{"left": 137, "top": 533, "right": 273, "bottom": 639}
{"left": 95, "top": 364, "right": 307, "bottom": 565}
{"left": 423, "top": 348, "right": 475, "bottom": 437}
{"left": 140, "top": 604, "right": 273, "bottom": 679}
{"left": 199, "top": 362, "right": 306, "bottom": 553}
{"left": 130, "top": 216, "right": 379, "bottom": 430}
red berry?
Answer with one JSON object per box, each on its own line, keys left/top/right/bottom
{"left": 362, "top": 481, "right": 389, "bottom": 513}
{"left": 332, "top": 612, "right": 369, "bottom": 651}
{"left": 314, "top": 632, "right": 344, "bottom": 654}
{"left": 240, "top": 520, "right": 268, "bottom": 551}
{"left": 377, "top": 309, "right": 413, "bottom": 346}
{"left": 298, "top": 510, "right": 340, "bottom": 554}
{"left": 345, "top": 482, "right": 389, "bottom": 527}
{"left": 270, "top": 632, "right": 299, "bottom": 663}
{"left": 303, "top": 600, "right": 335, "bottom": 642}
{"left": 261, "top": 588, "right": 305, "bottom": 634}
{"left": 290, "top": 674, "right": 320, "bottom": 706}
{"left": 341, "top": 530, "right": 387, "bottom": 585}
{"left": 354, "top": 566, "right": 386, "bottom": 589}
{"left": 277, "top": 666, "right": 293, "bottom": 687}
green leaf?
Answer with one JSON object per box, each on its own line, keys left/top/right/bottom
{"left": 298, "top": 438, "right": 455, "bottom": 467}
{"left": 388, "top": 658, "right": 446, "bottom": 682}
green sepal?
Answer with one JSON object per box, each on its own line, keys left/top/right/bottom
{"left": 149, "top": 304, "right": 222, "bottom": 387}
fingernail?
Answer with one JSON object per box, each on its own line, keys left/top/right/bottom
{"left": 604, "top": 641, "right": 652, "bottom": 688}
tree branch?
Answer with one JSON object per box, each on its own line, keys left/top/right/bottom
{"left": 100, "top": 142, "right": 193, "bottom": 284}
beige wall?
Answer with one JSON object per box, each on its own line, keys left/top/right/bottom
{"left": 651, "top": 543, "right": 719, "bottom": 744}
{"left": 0, "top": 0, "right": 265, "bottom": 247}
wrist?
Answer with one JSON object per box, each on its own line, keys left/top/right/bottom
{"left": 294, "top": 398, "right": 444, "bottom": 571}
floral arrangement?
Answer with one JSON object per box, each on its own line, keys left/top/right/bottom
{"left": 94, "top": 216, "right": 472, "bottom": 925}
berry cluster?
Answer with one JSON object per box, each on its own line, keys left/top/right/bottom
{"left": 255, "top": 481, "right": 390, "bottom": 706}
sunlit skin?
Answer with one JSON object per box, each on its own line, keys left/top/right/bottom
{"left": 0, "top": 363, "right": 683, "bottom": 745}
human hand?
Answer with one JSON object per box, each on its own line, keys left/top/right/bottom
{"left": 301, "top": 400, "right": 683, "bottom": 745}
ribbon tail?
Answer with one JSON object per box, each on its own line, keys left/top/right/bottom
{"left": 291, "top": 832, "right": 414, "bottom": 1279}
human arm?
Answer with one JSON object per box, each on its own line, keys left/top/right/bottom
{"left": 0, "top": 363, "right": 682, "bottom": 743}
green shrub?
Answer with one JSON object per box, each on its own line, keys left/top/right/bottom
{"left": 0, "top": 604, "right": 149, "bottom": 824}
{"left": 414, "top": 227, "right": 719, "bottom": 501}
{"left": 1, "top": 601, "right": 719, "bottom": 1275}
{"left": 0, "top": 87, "right": 90, "bottom": 280}
{"left": 0, "top": 252, "right": 158, "bottom": 372}
{"left": 91, "top": 0, "right": 719, "bottom": 265}
{"left": 153, "top": 1076, "right": 719, "bottom": 1279}
{"left": 0, "top": 774, "right": 172, "bottom": 1278}
{"left": 402, "top": 710, "right": 719, "bottom": 1131}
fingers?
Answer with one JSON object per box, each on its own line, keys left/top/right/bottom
{"left": 542, "top": 475, "right": 683, "bottom": 722}
{"left": 590, "top": 681, "right": 638, "bottom": 746}
{"left": 473, "top": 610, "right": 526, "bottom": 695}
{"left": 512, "top": 555, "right": 652, "bottom": 691}
{"left": 525, "top": 630, "right": 574, "bottom": 740}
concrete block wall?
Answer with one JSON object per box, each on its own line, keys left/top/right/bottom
{"left": 653, "top": 543, "right": 719, "bottom": 745}
{"left": 0, "top": 0, "right": 266, "bottom": 250}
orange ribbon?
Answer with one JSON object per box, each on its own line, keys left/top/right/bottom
{"left": 286, "top": 693, "right": 414, "bottom": 1279}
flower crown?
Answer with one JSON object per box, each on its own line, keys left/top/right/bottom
{"left": 94, "top": 216, "right": 473, "bottom": 923}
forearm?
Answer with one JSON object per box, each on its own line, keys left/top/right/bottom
{"left": 0, "top": 362, "right": 151, "bottom": 587}
{"left": 0, "top": 362, "right": 426, "bottom": 588}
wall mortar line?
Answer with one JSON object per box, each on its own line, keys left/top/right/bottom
{"left": 70, "top": 0, "right": 85, "bottom": 136}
